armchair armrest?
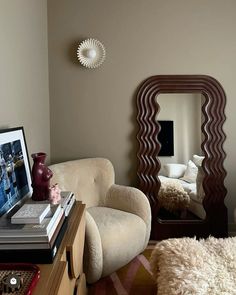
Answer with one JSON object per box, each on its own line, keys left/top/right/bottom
{"left": 83, "top": 211, "right": 103, "bottom": 284}
{"left": 105, "top": 184, "right": 151, "bottom": 229}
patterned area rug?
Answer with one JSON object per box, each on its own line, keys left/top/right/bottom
{"left": 87, "top": 244, "right": 157, "bottom": 295}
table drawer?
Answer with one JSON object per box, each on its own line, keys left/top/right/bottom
{"left": 75, "top": 273, "right": 87, "bottom": 295}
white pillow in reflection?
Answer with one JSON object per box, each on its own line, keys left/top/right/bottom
{"left": 192, "top": 154, "right": 205, "bottom": 167}
{"left": 180, "top": 160, "right": 198, "bottom": 183}
{"left": 163, "top": 163, "right": 187, "bottom": 179}
{"left": 196, "top": 166, "right": 205, "bottom": 201}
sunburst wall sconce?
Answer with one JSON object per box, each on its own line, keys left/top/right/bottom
{"left": 77, "top": 38, "right": 106, "bottom": 69}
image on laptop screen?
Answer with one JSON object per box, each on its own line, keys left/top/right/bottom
{"left": 0, "top": 127, "right": 32, "bottom": 217}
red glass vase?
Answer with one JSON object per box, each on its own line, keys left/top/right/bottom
{"left": 31, "top": 152, "right": 53, "bottom": 201}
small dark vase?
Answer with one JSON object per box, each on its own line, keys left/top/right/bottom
{"left": 31, "top": 152, "right": 53, "bottom": 201}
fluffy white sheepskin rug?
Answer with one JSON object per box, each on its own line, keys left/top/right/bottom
{"left": 150, "top": 236, "right": 236, "bottom": 295}
{"left": 157, "top": 180, "right": 190, "bottom": 212}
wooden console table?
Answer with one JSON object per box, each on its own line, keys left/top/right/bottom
{"left": 33, "top": 201, "right": 86, "bottom": 295}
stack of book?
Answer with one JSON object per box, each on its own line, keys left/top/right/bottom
{"left": 0, "top": 191, "right": 75, "bottom": 263}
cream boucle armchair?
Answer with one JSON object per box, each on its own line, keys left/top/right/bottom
{"left": 49, "top": 158, "right": 151, "bottom": 283}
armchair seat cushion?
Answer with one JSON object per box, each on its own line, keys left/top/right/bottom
{"left": 88, "top": 206, "right": 147, "bottom": 277}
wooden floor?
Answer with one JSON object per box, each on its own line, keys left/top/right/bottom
{"left": 87, "top": 245, "right": 157, "bottom": 295}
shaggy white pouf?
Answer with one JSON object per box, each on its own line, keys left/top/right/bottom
{"left": 157, "top": 180, "right": 190, "bottom": 212}
{"left": 150, "top": 236, "right": 236, "bottom": 295}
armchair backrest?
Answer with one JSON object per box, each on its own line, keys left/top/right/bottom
{"left": 49, "top": 158, "right": 115, "bottom": 208}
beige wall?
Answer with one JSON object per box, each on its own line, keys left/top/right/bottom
{"left": 0, "top": 0, "right": 50, "bottom": 165}
{"left": 48, "top": 0, "right": 236, "bottom": 222}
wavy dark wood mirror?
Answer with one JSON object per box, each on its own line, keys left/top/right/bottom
{"left": 136, "top": 75, "right": 227, "bottom": 240}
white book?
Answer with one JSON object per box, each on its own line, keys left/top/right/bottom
{"left": 0, "top": 204, "right": 62, "bottom": 237}
{"left": 11, "top": 203, "right": 50, "bottom": 224}
{"left": 60, "top": 191, "right": 75, "bottom": 216}
{"left": 0, "top": 209, "right": 64, "bottom": 243}
{"left": 0, "top": 211, "right": 67, "bottom": 249}
{"left": 60, "top": 191, "right": 73, "bottom": 207}
{"left": 64, "top": 195, "right": 75, "bottom": 217}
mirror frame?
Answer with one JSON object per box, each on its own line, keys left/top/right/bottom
{"left": 136, "top": 75, "right": 227, "bottom": 240}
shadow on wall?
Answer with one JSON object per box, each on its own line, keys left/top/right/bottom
{"left": 126, "top": 84, "right": 141, "bottom": 188}
{"left": 68, "top": 38, "right": 87, "bottom": 66}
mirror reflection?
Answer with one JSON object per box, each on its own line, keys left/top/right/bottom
{"left": 156, "top": 93, "right": 206, "bottom": 221}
